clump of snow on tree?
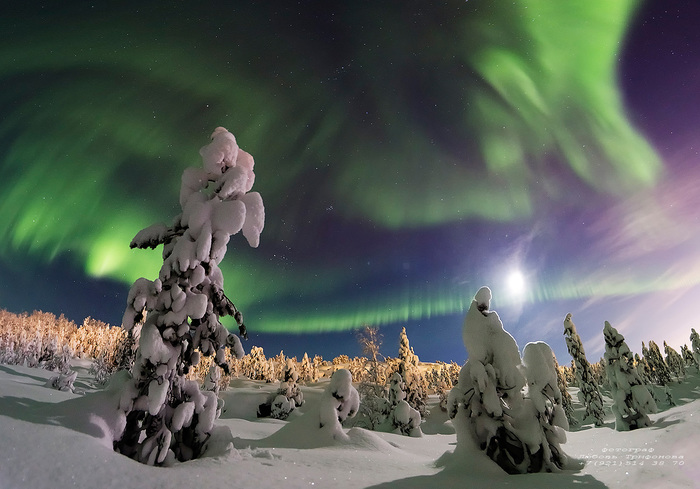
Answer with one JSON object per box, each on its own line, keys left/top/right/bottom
{"left": 603, "top": 321, "right": 657, "bottom": 431}
{"left": 113, "top": 127, "right": 264, "bottom": 465}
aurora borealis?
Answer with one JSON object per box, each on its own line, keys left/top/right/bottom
{"left": 1, "top": 1, "right": 699, "bottom": 362}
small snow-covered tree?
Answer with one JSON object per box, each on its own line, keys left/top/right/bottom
{"left": 258, "top": 358, "right": 304, "bottom": 420}
{"left": 390, "top": 400, "right": 422, "bottom": 437}
{"left": 521, "top": 342, "right": 570, "bottom": 472}
{"left": 680, "top": 344, "right": 697, "bottom": 370}
{"left": 320, "top": 369, "right": 359, "bottom": 440}
{"left": 563, "top": 313, "right": 605, "bottom": 426}
{"left": 114, "top": 128, "right": 264, "bottom": 465}
{"left": 449, "top": 287, "right": 542, "bottom": 474}
{"left": 603, "top": 322, "right": 656, "bottom": 431}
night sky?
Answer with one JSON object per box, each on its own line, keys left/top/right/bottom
{"left": 1, "top": 1, "right": 699, "bottom": 364}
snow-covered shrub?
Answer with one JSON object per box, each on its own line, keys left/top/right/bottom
{"left": 391, "top": 400, "right": 422, "bottom": 437}
{"left": 114, "top": 128, "right": 264, "bottom": 465}
{"left": 521, "top": 342, "right": 569, "bottom": 472}
{"left": 378, "top": 370, "right": 423, "bottom": 436}
{"left": 563, "top": 313, "right": 605, "bottom": 426}
{"left": 603, "top": 322, "right": 656, "bottom": 431}
{"left": 319, "top": 369, "right": 359, "bottom": 440}
{"left": 47, "top": 370, "right": 78, "bottom": 393}
{"left": 258, "top": 358, "right": 304, "bottom": 420}
{"left": 356, "top": 326, "right": 392, "bottom": 429}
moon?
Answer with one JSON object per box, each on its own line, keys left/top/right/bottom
{"left": 506, "top": 270, "right": 526, "bottom": 296}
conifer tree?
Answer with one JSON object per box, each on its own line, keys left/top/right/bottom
{"left": 555, "top": 356, "right": 577, "bottom": 428}
{"left": 603, "top": 322, "right": 656, "bottom": 431}
{"left": 690, "top": 328, "right": 700, "bottom": 366}
{"left": 643, "top": 341, "right": 672, "bottom": 386}
{"left": 563, "top": 313, "right": 605, "bottom": 426}
{"left": 522, "top": 342, "right": 570, "bottom": 471}
{"left": 680, "top": 344, "right": 697, "bottom": 370}
{"left": 449, "top": 287, "right": 569, "bottom": 474}
{"left": 396, "top": 327, "right": 428, "bottom": 417}
{"left": 114, "top": 128, "right": 264, "bottom": 465}
{"left": 664, "top": 341, "right": 685, "bottom": 380}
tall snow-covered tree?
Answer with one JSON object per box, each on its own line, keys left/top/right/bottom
{"left": 603, "top": 321, "right": 656, "bottom": 431}
{"left": 563, "top": 313, "right": 605, "bottom": 426}
{"left": 448, "top": 287, "right": 568, "bottom": 474}
{"left": 396, "top": 327, "right": 428, "bottom": 417}
{"left": 113, "top": 128, "right": 264, "bottom": 465}
{"left": 689, "top": 328, "right": 700, "bottom": 366}
{"left": 643, "top": 341, "right": 672, "bottom": 386}
{"left": 664, "top": 341, "right": 685, "bottom": 380}
{"left": 554, "top": 356, "right": 577, "bottom": 428}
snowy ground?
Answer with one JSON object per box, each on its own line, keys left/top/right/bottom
{"left": 1, "top": 360, "right": 698, "bottom": 489}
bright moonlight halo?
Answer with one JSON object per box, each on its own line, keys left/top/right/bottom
{"left": 506, "top": 269, "right": 526, "bottom": 297}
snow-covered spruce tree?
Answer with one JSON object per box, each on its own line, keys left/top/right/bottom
{"left": 563, "top": 313, "right": 605, "bottom": 426}
{"left": 114, "top": 127, "right": 264, "bottom": 465}
{"left": 664, "top": 341, "right": 686, "bottom": 380}
{"left": 554, "top": 356, "right": 577, "bottom": 428}
{"left": 691, "top": 328, "right": 700, "bottom": 366}
{"left": 680, "top": 344, "right": 698, "bottom": 370}
{"left": 396, "top": 327, "right": 429, "bottom": 417}
{"left": 448, "top": 286, "right": 560, "bottom": 474}
{"left": 643, "top": 341, "right": 672, "bottom": 386}
{"left": 521, "top": 342, "right": 570, "bottom": 472}
{"left": 603, "top": 321, "right": 657, "bottom": 431}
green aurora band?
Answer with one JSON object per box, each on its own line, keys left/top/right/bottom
{"left": 0, "top": 1, "right": 667, "bottom": 333}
